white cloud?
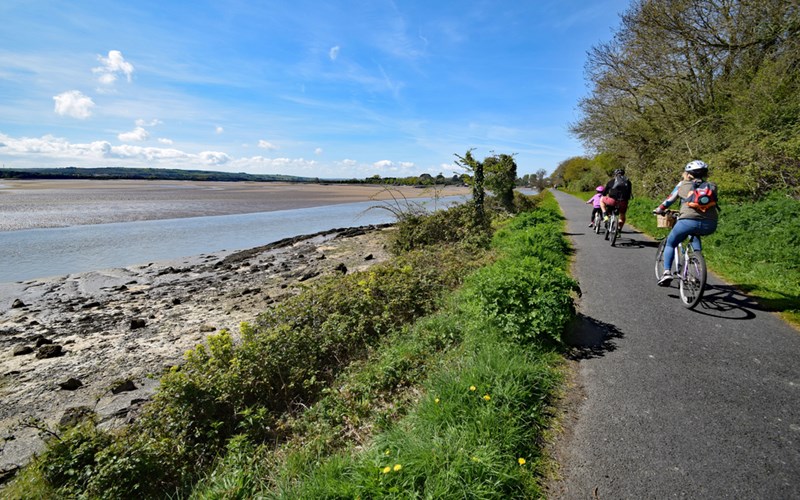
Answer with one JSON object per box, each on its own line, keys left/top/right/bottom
{"left": 258, "top": 140, "right": 278, "bottom": 150}
{"left": 157, "top": 138, "right": 173, "bottom": 145}
{"left": 53, "top": 91, "right": 95, "bottom": 119}
{"left": 199, "top": 151, "right": 231, "bottom": 165}
{"left": 118, "top": 127, "right": 150, "bottom": 142}
{"left": 314, "top": 147, "right": 323, "bottom": 155}
{"left": 341, "top": 159, "right": 358, "bottom": 166}
{"left": 93, "top": 50, "right": 134, "bottom": 84}
{"left": 373, "top": 159, "right": 416, "bottom": 175}
{"left": 329, "top": 45, "right": 340, "bottom": 61}
{"left": 373, "top": 160, "right": 393, "bottom": 169}
{"left": 215, "top": 126, "right": 224, "bottom": 134}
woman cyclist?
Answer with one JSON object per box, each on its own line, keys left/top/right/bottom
{"left": 653, "top": 160, "right": 720, "bottom": 286}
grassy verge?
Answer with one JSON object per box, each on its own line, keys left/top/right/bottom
{"left": 574, "top": 190, "right": 800, "bottom": 327}
{"left": 4, "top": 192, "right": 577, "bottom": 498}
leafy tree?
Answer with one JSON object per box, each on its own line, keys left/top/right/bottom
{"left": 484, "top": 153, "right": 518, "bottom": 212}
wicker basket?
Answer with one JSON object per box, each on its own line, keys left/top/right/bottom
{"left": 656, "top": 213, "right": 676, "bottom": 228}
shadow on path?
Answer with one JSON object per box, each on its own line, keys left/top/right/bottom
{"left": 563, "top": 314, "right": 624, "bottom": 360}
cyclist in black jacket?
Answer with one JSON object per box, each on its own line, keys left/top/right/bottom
{"left": 599, "top": 169, "right": 633, "bottom": 234}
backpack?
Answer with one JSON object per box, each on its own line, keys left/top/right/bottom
{"left": 684, "top": 179, "right": 718, "bottom": 212}
{"left": 608, "top": 175, "right": 629, "bottom": 199}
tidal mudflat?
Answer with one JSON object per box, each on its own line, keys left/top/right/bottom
{"left": 0, "top": 180, "right": 469, "bottom": 231}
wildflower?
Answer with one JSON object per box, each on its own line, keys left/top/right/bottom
{"left": 483, "top": 394, "right": 491, "bottom": 401}
{"left": 518, "top": 458, "right": 526, "bottom": 466}
{"left": 393, "top": 464, "right": 402, "bottom": 472}
{"left": 385, "top": 449, "right": 391, "bottom": 456}
{"left": 382, "top": 466, "right": 391, "bottom": 474}
{"left": 434, "top": 398, "right": 440, "bottom": 404}
{"left": 469, "top": 385, "right": 476, "bottom": 391}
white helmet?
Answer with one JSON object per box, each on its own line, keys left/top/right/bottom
{"left": 685, "top": 160, "right": 708, "bottom": 173}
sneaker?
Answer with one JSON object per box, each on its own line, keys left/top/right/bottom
{"left": 588, "top": 222, "right": 594, "bottom": 227}
{"left": 657, "top": 271, "right": 673, "bottom": 287}
{"left": 603, "top": 215, "right": 609, "bottom": 222}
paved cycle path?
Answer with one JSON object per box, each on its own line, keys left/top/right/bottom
{"left": 548, "top": 189, "right": 800, "bottom": 499}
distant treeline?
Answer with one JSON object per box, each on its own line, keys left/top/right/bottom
{"left": 0, "top": 167, "right": 316, "bottom": 183}
{"left": 0, "top": 167, "right": 468, "bottom": 187}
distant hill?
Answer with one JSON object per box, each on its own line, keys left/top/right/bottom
{"left": 0, "top": 167, "right": 318, "bottom": 183}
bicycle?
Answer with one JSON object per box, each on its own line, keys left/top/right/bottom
{"left": 603, "top": 206, "right": 620, "bottom": 246}
{"left": 592, "top": 210, "right": 603, "bottom": 235}
{"left": 653, "top": 211, "right": 708, "bottom": 309}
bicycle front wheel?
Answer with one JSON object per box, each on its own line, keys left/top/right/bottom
{"left": 654, "top": 239, "right": 667, "bottom": 280}
{"left": 594, "top": 213, "right": 601, "bottom": 234}
{"left": 609, "top": 217, "right": 618, "bottom": 246}
{"left": 679, "top": 251, "right": 707, "bottom": 309}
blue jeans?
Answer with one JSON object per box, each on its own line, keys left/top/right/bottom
{"left": 663, "top": 218, "right": 717, "bottom": 272}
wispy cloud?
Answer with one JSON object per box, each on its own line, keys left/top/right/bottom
{"left": 258, "top": 140, "right": 278, "bottom": 150}
{"left": 329, "top": 45, "right": 340, "bottom": 61}
{"left": 118, "top": 127, "right": 150, "bottom": 142}
{"left": 93, "top": 50, "right": 135, "bottom": 85}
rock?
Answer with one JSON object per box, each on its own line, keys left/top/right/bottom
{"left": 13, "top": 345, "right": 33, "bottom": 356}
{"left": 59, "top": 406, "right": 95, "bottom": 427}
{"left": 110, "top": 380, "right": 137, "bottom": 394}
{"left": 299, "top": 271, "right": 319, "bottom": 282}
{"left": 171, "top": 297, "right": 181, "bottom": 305}
{"left": 0, "top": 466, "right": 19, "bottom": 485}
{"left": 335, "top": 263, "right": 348, "bottom": 274}
{"left": 34, "top": 335, "right": 53, "bottom": 347}
{"left": 36, "top": 344, "right": 63, "bottom": 359}
{"left": 11, "top": 299, "right": 26, "bottom": 308}
{"left": 364, "top": 254, "right": 374, "bottom": 261}
{"left": 59, "top": 378, "right": 83, "bottom": 390}
{"left": 130, "top": 318, "right": 146, "bottom": 329}
{"left": 199, "top": 324, "right": 216, "bottom": 333}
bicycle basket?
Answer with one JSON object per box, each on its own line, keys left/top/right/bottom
{"left": 656, "top": 213, "right": 676, "bottom": 228}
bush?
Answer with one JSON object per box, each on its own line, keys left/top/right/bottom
{"left": 390, "top": 202, "right": 491, "bottom": 253}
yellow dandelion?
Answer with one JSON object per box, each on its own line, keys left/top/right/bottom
{"left": 518, "top": 458, "right": 526, "bottom": 465}
{"left": 469, "top": 385, "right": 476, "bottom": 391}
{"left": 434, "top": 398, "right": 440, "bottom": 404}
{"left": 385, "top": 449, "right": 391, "bottom": 456}
{"left": 483, "top": 394, "right": 491, "bottom": 401}
{"left": 382, "top": 466, "right": 391, "bottom": 474}
{"left": 393, "top": 464, "right": 402, "bottom": 472}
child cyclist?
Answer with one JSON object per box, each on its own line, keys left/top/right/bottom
{"left": 586, "top": 185, "right": 605, "bottom": 227}
{"left": 652, "top": 160, "right": 720, "bottom": 286}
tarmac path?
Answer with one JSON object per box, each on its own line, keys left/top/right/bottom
{"left": 548, "top": 189, "right": 800, "bottom": 499}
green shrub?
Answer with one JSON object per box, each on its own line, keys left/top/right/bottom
{"left": 390, "top": 202, "right": 491, "bottom": 253}
{"left": 465, "top": 258, "right": 578, "bottom": 345}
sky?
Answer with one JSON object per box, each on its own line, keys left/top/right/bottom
{"left": 0, "top": 0, "right": 631, "bottom": 179}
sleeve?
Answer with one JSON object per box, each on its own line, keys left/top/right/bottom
{"left": 660, "top": 182, "right": 682, "bottom": 209}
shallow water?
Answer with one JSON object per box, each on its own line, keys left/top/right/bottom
{"left": 0, "top": 196, "right": 465, "bottom": 283}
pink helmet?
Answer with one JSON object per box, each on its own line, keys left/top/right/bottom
{"left": 595, "top": 185, "right": 605, "bottom": 192}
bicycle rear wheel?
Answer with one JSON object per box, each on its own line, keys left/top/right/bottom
{"left": 679, "top": 251, "right": 707, "bottom": 309}
{"left": 654, "top": 239, "right": 667, "bottom": 280}
{"left": 593, "top": 212, "right": 601, "bottom": 234}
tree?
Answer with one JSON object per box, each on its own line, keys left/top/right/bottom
{"left": 454, "top": 150, "right": 486, "bottom": 223}
{"left": 483, "top": 153, "right": 518, "bottom": 212}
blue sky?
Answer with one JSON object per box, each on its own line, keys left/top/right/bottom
{"left": 0, "top": 0, "right": 630, "bottom": 179}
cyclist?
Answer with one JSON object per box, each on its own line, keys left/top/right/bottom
{"left": 599, "top": 168, "right": 633, "bottom": 234}
{"left": 653, "top": 160, "right": 720, "bottom": 286}
{"left": 586, "top": 185, "right": 605, "bottom": 227}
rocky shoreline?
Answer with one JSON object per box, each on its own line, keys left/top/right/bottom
{"left": 0, "top": 224, "right": 394, "bottom": 482}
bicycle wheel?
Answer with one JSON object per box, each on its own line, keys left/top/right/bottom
{"left": 654, "top": 239, "right": 667, "bottom": 280}
{"left": 609, "top": 217, "right": 618, "bottom": 246}
{"left": 594, "top": 212, "right": 601, "bottom": 234}
{"left": 604, "top": 216, "right": 610, "bottom": 240}
{"left": 679, "top": 250, "right": 707, "bottom": 309}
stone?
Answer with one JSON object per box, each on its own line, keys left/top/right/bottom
{"left": 130, "top": 318, "right": 146, "bottom": 329}
{"left": 110, "top": 379, "right": 137, "bottom": 394}
{"left": 364, "top": 254, "right": 374, "bottom": 261}
{"left": 34, "top": 335, "right": 53, "bottom": 347}
{"left": 36, "top": 344, "right": 63, "bottom": 359}
{"left": 59, "top": 406, "right": 95, "bottom": 427}
{"left": 12, "top": 345, "right": 33, "bottom": 356}
{"left": 11, "top": 299, "right": 26, "bottom": 308}
{"left": 335, "top": 263, "right": 348, "bottom": 274}
{"left": 59, "top": 378, "right": 83, "bottom": 390}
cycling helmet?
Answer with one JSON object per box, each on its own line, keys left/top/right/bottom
{"left": 595, "top": 185, "right": 605, "bottom": 192}
{"left": 684, "top": 160, "right": 708, "bottom": 173}
{"left": 613, "top": 168, "right": 625, "bottom": 176}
